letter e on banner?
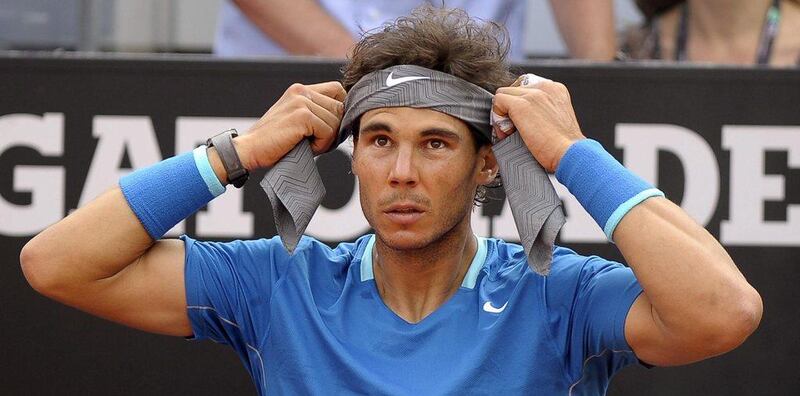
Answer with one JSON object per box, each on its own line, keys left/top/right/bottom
{"left": 722, "top": 126, "right": 800, "bottom": 246}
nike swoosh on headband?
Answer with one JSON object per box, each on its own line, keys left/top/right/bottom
{"left": 385, "top": 72, "right": 430, "bottom": 87}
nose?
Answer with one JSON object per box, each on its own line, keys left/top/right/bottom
{"left": 388, "top": 145, "right": 418, "bottom": 188}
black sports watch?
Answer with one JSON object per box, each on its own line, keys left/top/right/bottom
{"left": 207, "top": 129, "right": 249, "bottom": 188}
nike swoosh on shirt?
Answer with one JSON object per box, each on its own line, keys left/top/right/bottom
{"left": 385, "top": 72, "right": 430, "bottom": 87}
{"left": 483, "top": 301, "right": 508, "bottom": 314}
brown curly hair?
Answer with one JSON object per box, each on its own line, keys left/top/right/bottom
{"left": 342, "top": 5, "right": 512, "bottom": 204}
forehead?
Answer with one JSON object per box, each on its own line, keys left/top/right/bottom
{"left": 358, "top": 107, "right": 472, "bottom": 136}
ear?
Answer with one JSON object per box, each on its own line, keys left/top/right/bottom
{"left": 475, "top": 145, "right": 499, "bottom": 185}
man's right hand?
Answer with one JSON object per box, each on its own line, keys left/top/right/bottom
{"left": 237, "top": 81, "right": 346, "bottom": 171}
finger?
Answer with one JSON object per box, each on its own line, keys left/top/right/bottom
{"left": 531, "top": 81, "right": 571, "bottom": 103}
{"left": 302, "top": 111, "right": 336, "bottom": 154}
{"left": 490, "top": 110, "right": 515, "bottom": 136}
{"left": 518, "top": 74, "right": 552, "bottom": 88}
{"left": 492, "top": 93, "right": 527, "bottom": 131}
{"left": 304, "top": 97, "right": 341, "bottom": 133}
{"left": 307, "top": 81, "right": 347, "bottom": 101}
{"left": 310, "top": 131, "right": 336, "bottom": 155}
{"left": 496, "top": 86, "right": 538, "bottom": 96}
{"left": 304, "top": 88, "right": 345, "bottom": 120}
{"left": 508, "top": 73, "right": 552, "bottom": 89}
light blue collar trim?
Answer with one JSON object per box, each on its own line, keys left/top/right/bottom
{"left": 359, "top": 235, "right": 376, "bottom": 282}
{"left": 359, "top": 235, "right": 487, "bottom": 290}
{"left": 461, "top": 236, "right": 487, "bottom": 289}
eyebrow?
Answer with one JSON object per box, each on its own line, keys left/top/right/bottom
{"left": 359, "top": 122, "right": 393, "bottom": 136}
{"left": 359, "top": 121, "right": 462, "bottom": 142}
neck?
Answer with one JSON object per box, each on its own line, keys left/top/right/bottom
{"left": 372, "top": 218, "right": 477, "bottom": 324}
{"left": 689, "top": 0, "right": 774, "bottom": 43}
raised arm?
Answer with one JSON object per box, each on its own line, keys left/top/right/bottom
{"left": 492, "top": 78, "right": 762, "bottom": 366}
{"left": 612, "top": 196, "right": 762, "bottom": 365}
{"left": 20, "top": 82, "right": 346, "bottom": 336}
{"left": 232, "top": 0, "right": 355, "bottom": 57}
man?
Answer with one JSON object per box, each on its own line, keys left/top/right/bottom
{"left": 21, "top": 6, "right": 761, "bottom": 395}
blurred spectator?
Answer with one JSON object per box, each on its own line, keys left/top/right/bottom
{"left": 549, "top": 0, "right": 617, "bottom": 61}
{"left": 214, "top": 0, "right": 625, "bottom": 62}
{"left": 622, "top": 0, "right": 800, "bottom": 66}
{"left": 213, "top": 0, "right": 526, "bottom": 60}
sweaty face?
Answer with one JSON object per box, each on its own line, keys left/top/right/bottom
{"left": 352, "top": 107, "right": 487, "bottom": 250}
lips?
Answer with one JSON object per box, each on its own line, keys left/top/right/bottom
{"left": 383, "top": 202, "right": 426, "bottom": 225}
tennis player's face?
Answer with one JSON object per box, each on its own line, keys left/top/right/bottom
{"left": 353, "top": 107, "right": 489, "bottom": 250}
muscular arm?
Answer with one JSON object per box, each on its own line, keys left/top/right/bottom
{"left": 618, "top": 198, "right": 762, "bottom": 366}
{"left": 232, "top": 0, "right": 355, "bottom": 57}
{"left": 19, "top": 149, "right": 231, "bottom": 337}
{"left": 549, "top": 0, "right": 617, "bottom": 60}
{"left": 493, "top": 78, "right": 762, "bottom": 367}
{"left": 20, "top": 82, "right": 346, "bottom": 338}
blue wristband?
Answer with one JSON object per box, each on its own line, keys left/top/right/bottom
{"left": 555, "top": 139, "right": 664, "bottom": 241}
{"left": 120, "top": 151, "right": 218, "bottom": 240}
{"left": 193, "top": 145, "right": 226, "bottom": 197}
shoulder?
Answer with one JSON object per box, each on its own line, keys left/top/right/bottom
{"left": 482, "top": 239, "right": 628, "bottom": 288}
{"left": 180, "top": 234, "right": 367, "bottom": 270}
{"left": 482, "top": 239, "right": 596, "bottom": 277}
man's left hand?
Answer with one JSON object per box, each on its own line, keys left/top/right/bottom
{"left": 492, "top": 76, "right": 585, "bottom": 173}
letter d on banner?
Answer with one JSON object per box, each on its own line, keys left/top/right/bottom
{"left": 0, "top": 113, "right": 65, "bottom": 236}
{"left": 616, "top": 123, "right": 720, "bottom": 226}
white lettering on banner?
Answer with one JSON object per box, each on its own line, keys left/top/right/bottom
{"left": 306, "top": 144, "right": 372, "bottom": 240}
{"left": 721, "top": 126, "right": 800, "bottom": 246}
{"left": 79, "top": 116, "right": 162, "bottom": 207}
{"left": 0, "top": 113, "right": 65, "bottom": 235}
{"left": 616, "top": 124, "right": 720, "bottom": 226}
{"left": 75, "top": 116, "right": 184, "bottom": 234}
{"left": 175, "top": 117, "right": 258, "bottom": 238}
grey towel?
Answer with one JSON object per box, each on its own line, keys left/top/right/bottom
{"left": 260, "top": 65, "right": 564, "bottom": 275}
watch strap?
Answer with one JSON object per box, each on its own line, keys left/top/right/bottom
{"left": 207, "top": 129, "right": 249, "bottom": 188}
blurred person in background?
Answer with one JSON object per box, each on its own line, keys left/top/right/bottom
{"left": 214, "top": 0, "right": 619, "bottom": 61}
{"left": 622, "top": 0, "right": 800, "bottom": 66}
{"left": 549, "top": 0, "right": 618, "bottom": 61}
{"left": 214, "top": 0, "right": 527, "bottom": 60}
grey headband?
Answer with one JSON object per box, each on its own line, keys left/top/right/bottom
{"left": 260, "top": 65, "right": 564, "bottom": 275}
{"left": 339, "top": 64, "right": 494, "bottom": 143}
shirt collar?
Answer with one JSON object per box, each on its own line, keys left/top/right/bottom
{"left": 359, "top": 234, "right": 487, "bottom": 289}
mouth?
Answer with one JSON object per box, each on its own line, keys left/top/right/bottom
{"left": 382, "top": 203, "right": 426, "bottom": 225}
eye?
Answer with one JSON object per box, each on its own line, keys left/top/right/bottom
{"left": 427, "top": 139, "right": 446, "bottom": 149}
{"left": 374, "top": 136, "right": 390, "bottom": 147}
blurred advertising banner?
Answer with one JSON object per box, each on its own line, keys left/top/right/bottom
{"left": 1, "top": 55, "right": 798, "bottom": 395}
